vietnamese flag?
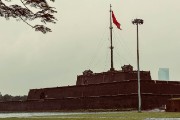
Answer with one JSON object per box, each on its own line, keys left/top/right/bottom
{"left": 112, "top": 11, "right": 122, "bottom": 30}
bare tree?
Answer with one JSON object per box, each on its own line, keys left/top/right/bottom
{"left": 0, "top": 0, "right": 57, "bottom": 33}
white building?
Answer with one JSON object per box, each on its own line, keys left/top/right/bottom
{"left": 158, "top": 68, "right": 169, "bottom": 81}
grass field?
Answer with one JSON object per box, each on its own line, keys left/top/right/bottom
{"left": 0, "top": 111, "right": 180, "bottom": 120}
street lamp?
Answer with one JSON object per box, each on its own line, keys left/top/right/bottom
{"left": 132, "top": 18, "right": 144, "bottom": 112}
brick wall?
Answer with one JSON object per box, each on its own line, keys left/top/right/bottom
{"left": 1, "top": 94, "right": 180, "bottom": 112}
{"left": 1, "top": 80, "right": 179, "bottom": 112}
{"left": 28, "top": 80, "right": 180, "bottom": 100}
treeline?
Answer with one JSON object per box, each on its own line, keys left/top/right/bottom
{"left": 0, "top": 92, "right": 27, "bottom": 102}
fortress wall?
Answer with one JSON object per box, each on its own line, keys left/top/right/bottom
{"left": 0, "top": 101, "right": 26, "bottom": 111}
{"left": 21, "top": 80, "right": 180, "bottom": 112}
{"left": 27, "top": 80, "right": 180, "bottom": 101}
{"left": 1, "top": 94, "right": 180, "bottom": 112}
{"left": 141, "top": 81, "right": 180, "bottom": 94}
{"left": 27, "top": 81, "right": 138, "bottom": 100}
{"left": 0, "top": 95, "right": 137, "bottom": 111}
{"left": 76, "top": 71, "right": 151, "bottom": 86}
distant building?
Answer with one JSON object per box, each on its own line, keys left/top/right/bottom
{"left": 158, "top": 68, "right": 169, "bottom": 80}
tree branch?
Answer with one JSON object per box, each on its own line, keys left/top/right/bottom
{"left": 19, "top": 15, "right": 34, "bottom": 28}
{"left": 20, "top": 0, "right": 34, "bottom": 14}
{"left": 0, "top": 0, "right": 57, "bottom": 33}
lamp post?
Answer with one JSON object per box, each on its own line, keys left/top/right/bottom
{"left": 132, "top": 18, "right": 144, "bottom": 112}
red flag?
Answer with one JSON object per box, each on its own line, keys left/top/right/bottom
{"left": 112, "top": 11, "right": 122, "bottom": 30}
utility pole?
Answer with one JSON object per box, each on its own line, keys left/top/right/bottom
{"left": 132, "top": 18, "right": 144, "bottom": 112}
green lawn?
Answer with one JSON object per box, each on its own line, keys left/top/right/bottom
{"left": 0, "top": 111, "right": 180, "bottom": 120}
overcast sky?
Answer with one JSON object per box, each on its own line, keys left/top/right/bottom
{"left": 0, "top": 0, "right": 180, "bottom": 95}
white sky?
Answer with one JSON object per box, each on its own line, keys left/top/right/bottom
{"left": 0, "top": 0, "right": 180, "bottom": 95}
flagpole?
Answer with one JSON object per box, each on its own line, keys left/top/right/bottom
{"left": 110, "top": 4, "right": 114, "bottom": 71}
